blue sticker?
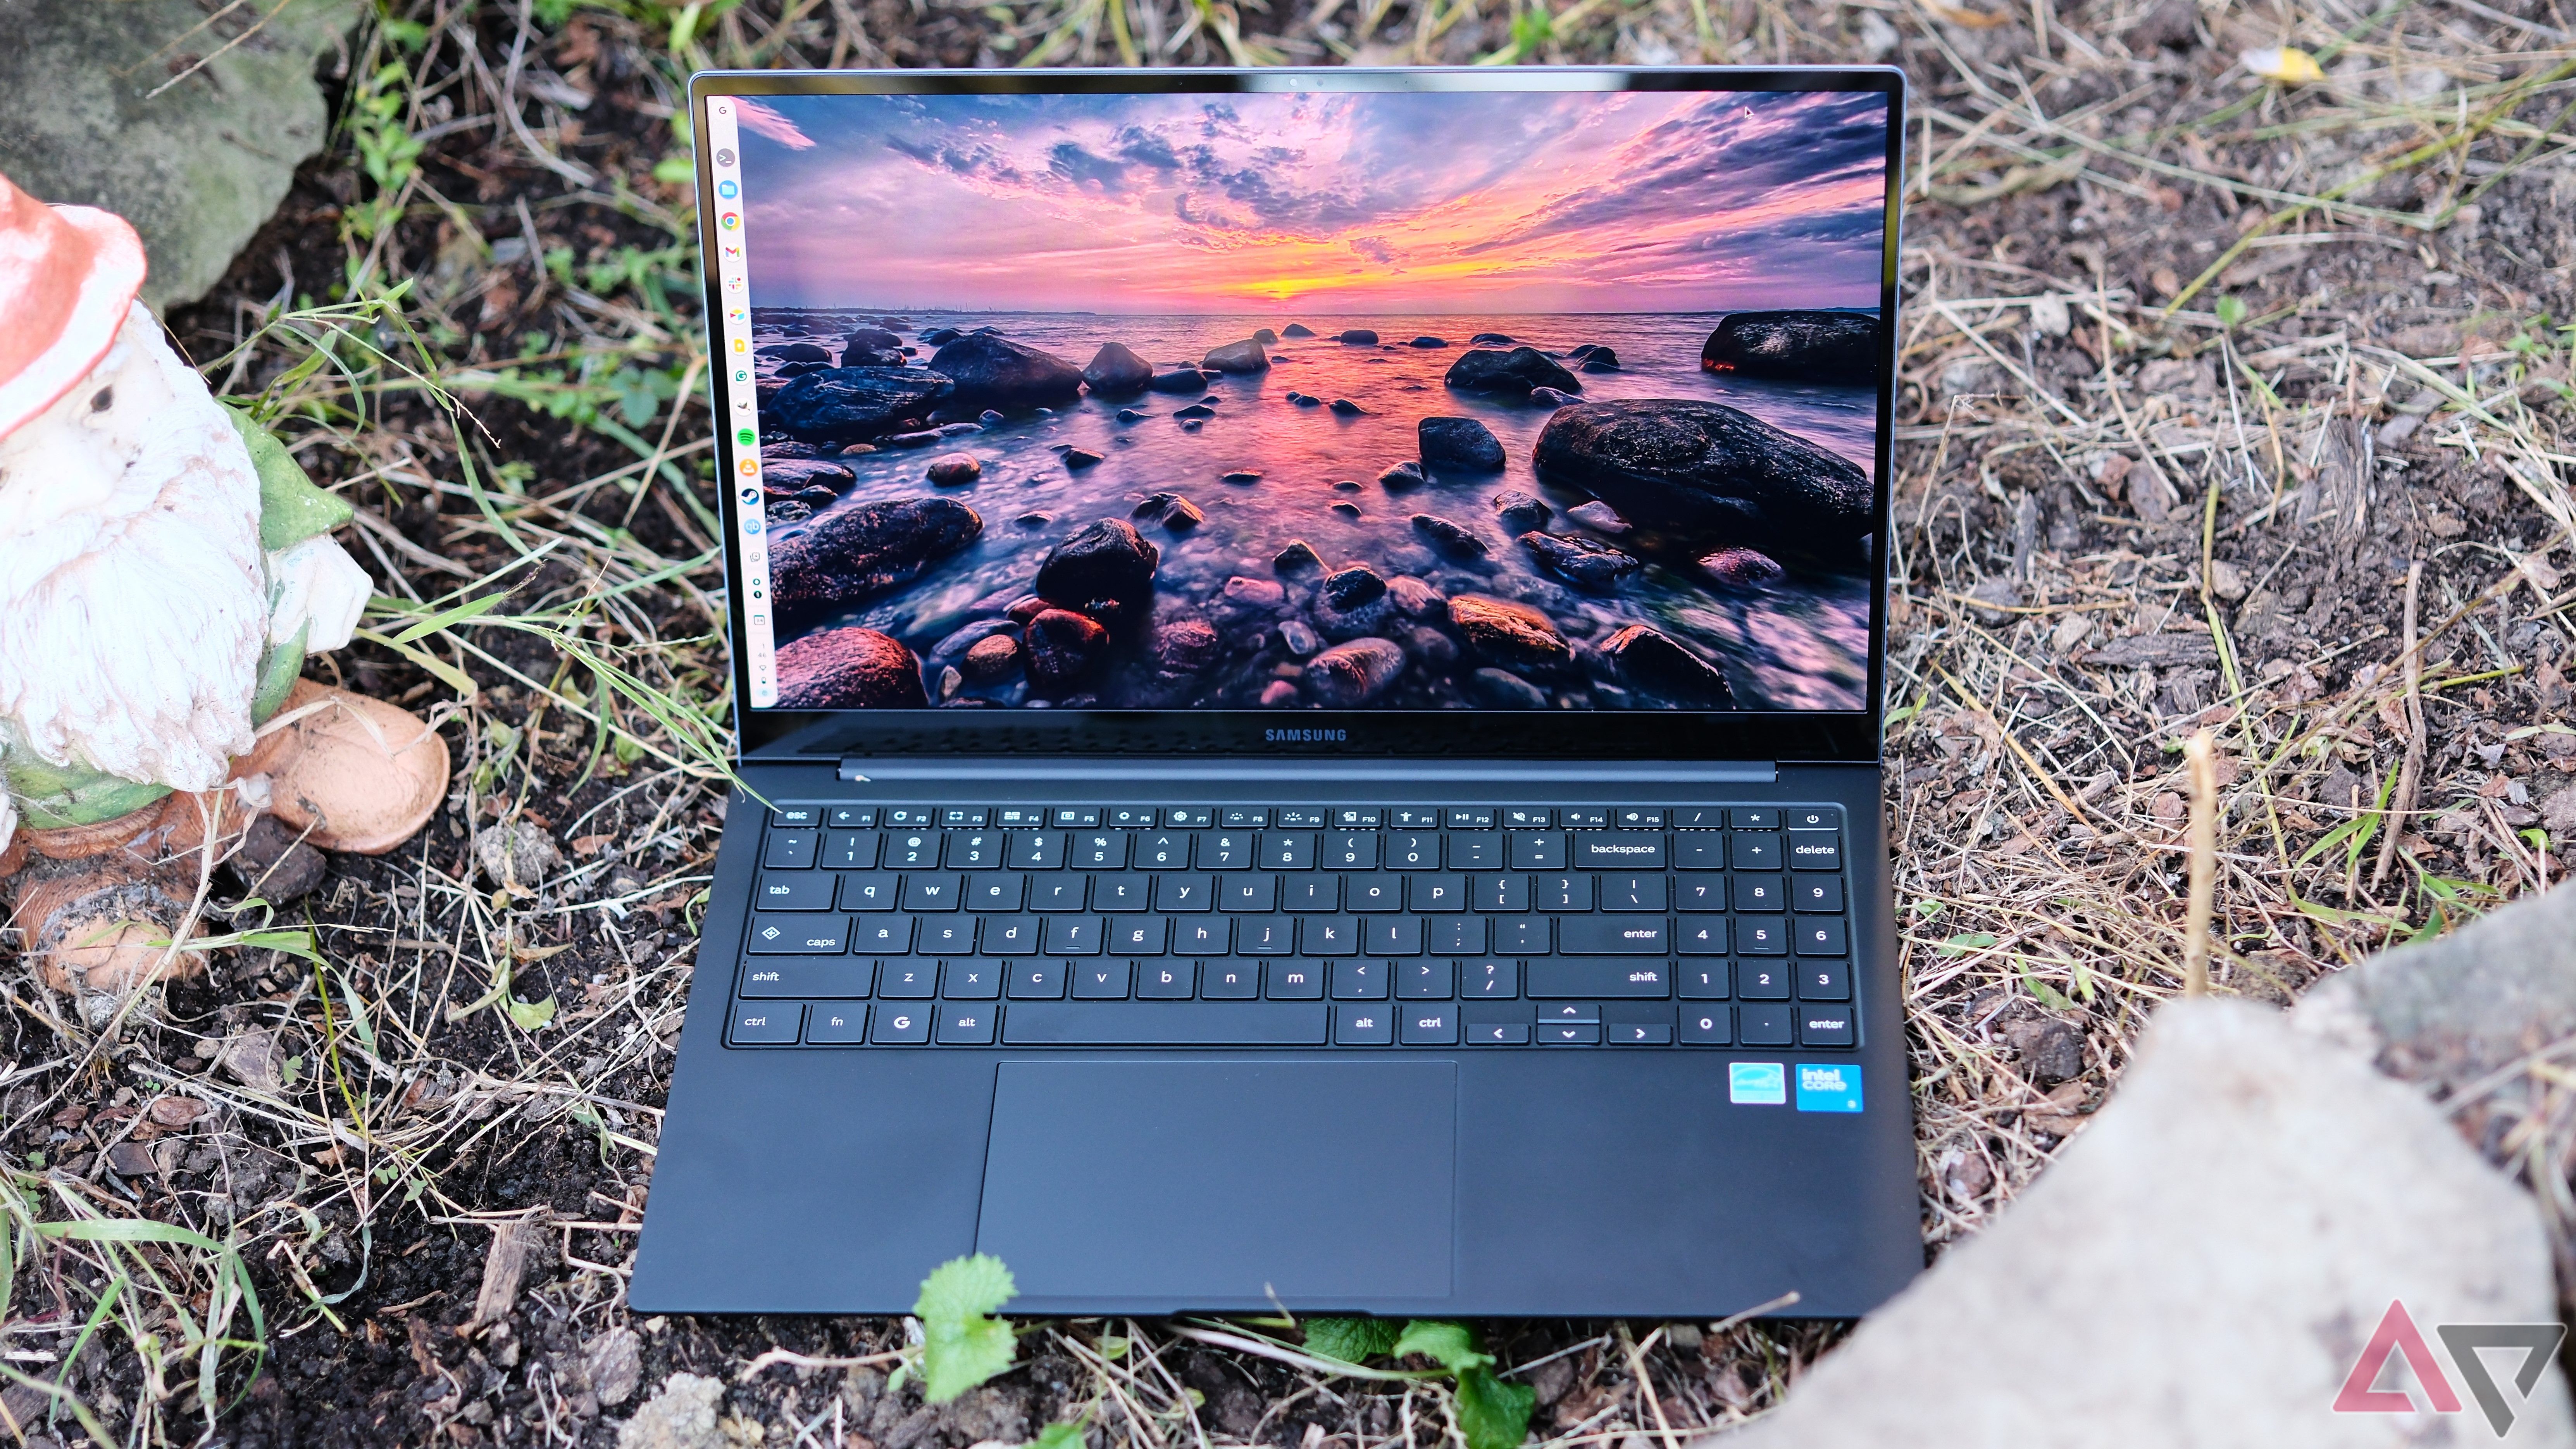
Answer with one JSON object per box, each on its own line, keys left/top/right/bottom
{"left": 1729, "top": 1061, "right": 1786, "bottom": 1105}
{"left": 1795, "top": 1063, "right": 1864, "bottom": 1113}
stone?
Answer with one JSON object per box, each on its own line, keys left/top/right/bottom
{"left": 1062, "top": 448, "right": 1104, "bottom": 470}
{"left": 960, "top": 633, "right": 1021, "bottom": 683}
{"left": 1520, "top": 531, "right": 1641, "bottom": 589}
{"left": 920, "top": 326, "right": 963, "bottom": 345}
{"left": 1282, "top": 323, "right": 1317, "bottom": 338}
{"left": 1289, "top": 392, "right": 1322, "bottom": 407}
{"left": 1492, "top": 489, "right": 1552, "bottom": 534}
{"left": 935, "top": 421, "right": 983, "bottom": 437}
{"left": 1253, "top": 328, "right": 1280, "bottom": 345}
{"left": 1378, "top": 461, "right": 1426, "bottom": 491}
{"left": 1468, "top": 667, "right": 1549, "bottom": 709}
{"left": 474, "top": 820, "right": 563, "bottom": 893}
{"left": 761, "top": 342, "right": 834, "bottom": 364}
{"left": 1599, "top": 624, "right": 1735, "bottom": 708}
{"left": 1721, "top": 998, "right": 2576, "bottom": 1449}
{"left": 881, "top": 429, "right": 941, "bottom": 448}
{"left": 1221, "top": 469, "right": 1263, "bottom": 484}
{"left": 1153, "top": 618, "right": 1223, "bottom": 674}
{"left": 1023, "top": 609, "right": 1110, "bottom": 686}
{"left": 1148, "top": 368, "right": 1210, "bottom": 393}
{"left": 0, "top": 0, "right": 366, "bottom": 310}
{"left": 1409, "top": 513, "right": 1489, "bottom": 559}
{"left": 1201, "top": 338, "right": 1270, "bottom": 373}
{"left": 1444, "top": 346, "right": 1582, "bottom": 396}
{"left": 1279, "top": 620, "right": 1323, "bottom": 657}
{"left": 1533, "top": 400, "right": 1874, "bottom": 550}
{"left": 1448, "top": 594, "right": 1571, "bottom": 670}
{"left": 1337, "top": 329, "right": 1380, "bottom": 345}
{"left": 926, "top": 333, "right": 1084, "bottom": 408}
{"left": 1035, "top": 518, "right": 1160, "bottom": 606}
{"left": 1221, "top": 575, "right": 1287, "bottom": 612}
{"left": 1116, "top": 407, "right": 1147, "bottom": 422}
{"left": 1311, "top": 591, "right": 1391, "bottom": 642}
{"left": 1418, "top": 416, "right": 1506, "bottom": 473}
{"left": 587, "top": 1328, "right": 645, "bottom": 1409}
{"left": 758, "top": 459, "right": 855, "bottom": 493}
{"left": 2006, "top": 1017, "right": 2087, "bottom": 1085}
{"left": 1578, "top": 345, "right": 1622, "bottom": 370}
{"left": 1385, "top": 575, "right": 1447, "bottom": 618}
{"left": 767, "top": 367, "right": 954, "bottom": 442}
{"left": 1159, "top": 496, "right": 1204, "bottom": 531}
{"left": 768, "top": 497, "right": 982, "bottom": 628}
{"left": 773, "top": 628, "right": 929, "bottom": 708}
{"left": 1701, "top": 309, "right": 1883, "bottom": 385}
{"left": 1409, "top": 336, "right": 1449, "bottom": 348}
{"left": 1082, "top": 341, "right": 1153, "bottom": 395}
{"left": 616, "top": 1371, "right": 727, "bottom": 1449}
{"left": 1306, "top": 638, "right": 1407, "bottom": 705}
{"left": 1330, "top": 398, "right": 1368, "bottom": 416}
{"left": 1330, "top": 501, "right": 1363, "bottom": 519}
{"left": 1565, "top": 500, "right": 1631, "bottom": 534}
{"left": 1530, "top": 386, "right": 1580, "bottom": 408}
{"left": 1700, "top": 546, "right": 1786, "bottom": 587}
{"left": 1323, "top": 564, "right": 1387, "bottom": 610}
{"left": 925, "top": 452, "right": 981, "bottom": 486}
{"left": 1259, "top": 679, "right": 1301, "bottom": 706}
{"left": 1173, "top": 404, "right": 1215, "bottom": 420}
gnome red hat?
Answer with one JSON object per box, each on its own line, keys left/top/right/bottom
{"left": 0, "top": 170, "right": 148, "bottom": 441}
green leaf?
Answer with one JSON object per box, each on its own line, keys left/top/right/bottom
{"left": 1937, "top": 932, "right": 1998, "bottom": 956}
{"left": 1304, "top": 1317, "right": 1403, "bottom": 1364}
{"left": 916, "top": 1254, "right": 1017, "bottom": 1402}
{"left": 1030, "top": 1421, "right": 1087, "bottom": 1449}
{"left": 1454, "top": 1366, "right": 1537, "bottom": 1449}
{"left": 1390, "top": 1321, "right": 1487, "bottom": 1373}
{"left": 505, "top": 994, "right": 557, "bottom": 1032}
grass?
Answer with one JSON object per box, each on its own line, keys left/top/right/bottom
{"left": 1, "top": 0, "right": 2573, "bottom": 1442}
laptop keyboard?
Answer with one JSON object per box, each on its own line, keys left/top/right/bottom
{"left": 722, "top": 803, "right": 1858, "bottom": 1051}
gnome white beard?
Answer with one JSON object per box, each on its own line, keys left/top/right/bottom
{"left": 0, "top": 303, "right": 267, "bottom": 794}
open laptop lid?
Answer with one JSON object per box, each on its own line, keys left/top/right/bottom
{"left": 688, "top": 67, "right": 1904, "bottom": 764}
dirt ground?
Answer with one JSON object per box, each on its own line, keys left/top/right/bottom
{"left": 3, "top": 0, "right": 2574, "bottom": 1444}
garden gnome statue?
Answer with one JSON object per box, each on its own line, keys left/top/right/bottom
{"left": 0, "top": 169, "right": 450, "bottom": 1014}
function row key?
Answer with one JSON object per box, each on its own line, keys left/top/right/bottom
{"left": 728, "top": 999, "right": 1854, "bottom": 1049}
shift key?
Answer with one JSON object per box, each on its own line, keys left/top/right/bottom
{"left": 1574, "top": 832, "right": 1666, "bottom": 869}
{"left": 1558, "top": 917, "right": 1668, "bottom": 954}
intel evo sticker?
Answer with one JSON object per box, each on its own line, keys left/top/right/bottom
{"left": 1729, "top": 1061, "right": 1786, "bottom": 1105}
{"left": 1796, "top": 1063, "right": 1864, "bottom": 1113}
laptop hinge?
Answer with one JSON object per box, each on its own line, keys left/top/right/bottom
{"left": 837, "top": 756, "right": 1781, "bottom": 785}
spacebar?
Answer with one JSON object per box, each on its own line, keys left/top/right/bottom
{"left": 1001, "top": 1003, "right": 1328, "bottom": 1046}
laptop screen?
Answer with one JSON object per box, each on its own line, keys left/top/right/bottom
{"left": 701, "top": 74, "right": 1898, "bottom": 741}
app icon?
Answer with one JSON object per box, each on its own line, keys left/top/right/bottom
{"left": 715, "top": 146, "right": 735, "bottom": 167}
{"left": 717, "top": 179, "right": 738, "bottom": 198}
{"left": 739, "top": 485, "right": 758, "bottom": 503}
{"left": 739, "top": 459, "right": 758, "bottom": 476}
{"left": 722, "top": 244, "right": 740, "bottom": 257}
{"left": 725, "top": 275, "right": 744, "bottom": 290}
{"left": 1729, "top": 1062, "right": 1787, "bottom": 1106}
{"left": 720, "top": 212, "right": 739, "bottom": 229}
{"left": 743, "top": 515, "right": 762, "bottom": 536}
{"left": 736, "top": 427, "right": 756, "bottom": 446}
{"left": 727, "top": 307, "right": 746, "bottom": 322}
{"left": 1795, "top": 1064, "right": 1863, "bottom": 1113}
{"left": 731, "top": 338, "right": 746, "bottom": 353}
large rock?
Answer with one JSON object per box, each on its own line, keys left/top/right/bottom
{"left": 1533, "top": 400, "right": 1874, "bottom": 549}
{"left": 1716, "top": 998, "right": 2576, "bottom": 1449}
{"left": 926, "top": 333, "right": 1084, "bottom": 408}
{"left": 0, "top": 0, "right": 365, "bottom": 310}
{"left": 1599, "top": 624, "right": 1734, "bottom": 707}
{"left": 1418, "top": 416, "right": 1506, "bottom": 473}
{"left": 1034, "top": 519, "right": 1160, "bottom": 608}
{"left": 767, "top": 367, "right": 954, "bottom": 442}
{"left": 1701, "top": 310, "right": 1882, "bottom": 385}
{"left": 1148, "top": 368, "right": 1210, "bottom": 393}
{"left": 1322, "top": 565, "right": 1386, "bottom": 610}
{"left": 1081, "top": 342, "right": 1153, "bottom": 395}
{"left": 1305, "top": 639, "right": 1407, "bottom": 705}
{"left": 1337, "top": 329, "right": 1380, "bottom": 345}
{"left": 1447, "top": 594, "right": 1570, "bottom": 671}
{"left": 1282, "top": 323, "right": 1317, "bottom": 338}
{"left": 767, "top": 497, "right": 982, "bottom": 628}
{"left": 1409, "top": 513, "right": 1489, "bottom": 560}
{"left": 1444, "top": 347, "right": 1581, "bottom": 396}
{"left": 760, "top": 342, "right": 832, "bottom": 364}
{"left": 1023, "top": 609, "right": 1110, "bottom": 686}
{"left": 1201, "top": 339, "right": 1270, "bottom": 374}
{"left": 1520, "top": 531, "right": 1640, "bottom": 590}
{"left": 1492, "top": 489, "right": 1552, "bottom": 534}
{"left": 772, "top": 628, "right": 928, "bottom": 709}
{"left": 760, "top": 459, "right": 854, "bottom": 493}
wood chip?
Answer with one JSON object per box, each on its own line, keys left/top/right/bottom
{"left": 465, "top": 1210, "right": 555, "bottom": 1334}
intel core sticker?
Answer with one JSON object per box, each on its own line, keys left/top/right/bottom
{"left": 1729, "top": 1062, "right": 1786, "bottom": 1105}
{"left": 1795, "top": 1063, "right": 1864, "bottom": 1113}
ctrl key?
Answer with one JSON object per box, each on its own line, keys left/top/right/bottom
{"left": 729, "top": 1004, "right": 803, "bottom": 1046}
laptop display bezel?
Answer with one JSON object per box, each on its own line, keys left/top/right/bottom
{"left": 689, "top": 66, "right": 1905, "bottom": 763}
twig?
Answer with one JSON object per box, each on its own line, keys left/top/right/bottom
{"left": 2183, "top": 729, "right": 2219, "bottom": 998}
{"left": 2372, "top": 563, "right": 2426, "bottom": 890}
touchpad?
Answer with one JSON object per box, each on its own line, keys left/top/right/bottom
{"left": 977, "top": 1060, "right": 1456, "bottom": 1302}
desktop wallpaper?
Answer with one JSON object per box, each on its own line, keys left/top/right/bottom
{"left": 732, "top": 87, "right": 1890, "bottom": 713}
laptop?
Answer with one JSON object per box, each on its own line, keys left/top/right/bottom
{"left": 629, "top": 65, "right": 1916, "bottom": 1320}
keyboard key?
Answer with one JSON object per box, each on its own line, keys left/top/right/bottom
{"left": 1503, "top": 808, "right": 1553, "bottom": 827}
{"left": 1575, "top": 832, "right": 1666, "bottom": 869}
{"left": 1276, "top": 808, "right": 1328, "bottom": 828}
{"left": 1222, "top": 876, "right": 1277, "bottom": 912}
{"left": 1335, "top": 808, "right": 1382, "bottom": 828}
{"left": 1676, "top": 877, "right": 1726, "bottom": 911}
{"left": 1431, "top": 917, "right": 1486, "bottom": 955}
{"left": 1601, "top": 874, "right": 1668, "bottom": 911}
{"left": 823, "top": 830, "right": 881, "bottom": 869}
{"left": 1166, "top": 807, "right": 1213, "bottom": 828}
{"left": 748, "top": 914, "right": 849, "bottom": 955}
{"left": 1054, "top": 807, "right": 1101, "bottom": 827}
{"left": 1536, "top": 874, "right": 1593, "bottom": 911}
{"left": 878, "top": 961, "right": 936, "bottom": 998}
{"left": 871, "top": 1004, "right": 931, "bottom": 1043}
{"left": 917, "top": 918, "right": 974, "bottom": 954}
{"left": 1347, "top": 876, "right": 1401, "bottom": 911}
{"left": 1108, "top": 808, "right": 1154, "bottom": 829}
{"left": 1094, "top": 874, "right": 1151, "bottom": 911}
{"left": 1325, "top": 833, "right": 1378, "bottom": 870}
{"left": 1562, "top": 807, "right": 1609, "bottom": 828}
{"left": 1739, "top": 1004, "right": 1794, "bottom": 1046}
{"left": 739, "top": 958, "right": 874, "bottom": 998}
{"left": 1796, "top": 920, "right": 1848, "bottom": 956}
{"left": 1301, "top": 916, "right": 1359, "bottom": 955}
{"left": 1447, "top": 808, "right": 1495, "bottom": 829}
{"left": 1739, "top": 961, "right": 1791, "bottom": 1000}
{"left": 1799, "top": 960, "right": 1851, "bottom": 1001}
{"left": 1237, "top": 917, "right": 1293, "bottom": 954}
{"left": 1175, "top": 918, "right": 1231, "bottom": 955}
{"left": 1474, "top": 874, "right": 1529, "bottom": 911}
{"left": 882, "top": 807, "right": 937, "bottom": 829}
{"left": 1464, "top": 960, "right": 1519, "bottom": 998}
{"left": 1197, "top": 832, "right": 1254, "bottom": 870}
{"left": 763, "top": 829, "right": 818, "bottom": 870}
{"left": 1789, "top": 829, "right": 1843, "bottom": 870}
{"left": 1679, "top": 961, "right": 1730, "bottom": 998}
{"left": 1608, "top": 1021, "right": 1673, "bottom": 1046}
{"left": 941, "top": 960, "right": 1000, "bottom": 999}
{"left": 942, "top": 808, "right": 989, "bottom": 827}
{"left": 1528, "top": 960, "right": 1670, "bottom": 997}
{"left": 1787, "top": 807, "right": 1840, "bottom": 830}
{"left": 1409, "top": 874, "right": 1467, "bottom": 911}
{"left": 1385, "top": 832, "right": 1439, "bottom": 869}
{"left": 992, "top": 806, "right": 1049, "bottom": 828}
{"left": 1029, "top": 877, "right": 1088, "bottom": 912}
{"left": 936, "top": 1005, "right": 996, "bottom": 1044}
{"left": 828, "top": 806, "right": 877, "bottom": 828}
{"left": 1678, "top": 919, "right": 1728, "bottom": 954}
{"left": 839, "top": 872, "right": 900, "bottom": 911}
{"left": 1675, "top": 808, "right": 1725, "bottom": 829}
{"left": 1008, "top": 960, "right": 1068, "bottom": 999}
{"left": 1616, "top": 808, "right": 1664, "bottom": 828}
{"left": 1044, "top": 917, "right": 1104, "bottom": 955}
{"left": 1138, "top": 961, "right": 1196, "bottom": 999}
{"left": 1799, "top": 1007, "right": 1857, "bottom": 1048}
{"left": 1071, "top": 833, "right": 1127, "bottom": 869}
{"left": 1003, "top": 1003, "right": 1327, "bottom": 1046}
{"left": 1400, "top": 960, "right": 1456, "bottom": 998}
{"left": 1266, "top": 961, "right": 1326, "bottom": 999}
{"left": 1467, "top": 1020, "right": 1532, "bottom": 1044}
{"left": 1156, "top": 874, "right": 1214, "bottom": 911}
{"left": 885, "top": 832, "right": 938, "bottom": 868}
{"left": 1389, "top": 807, "right": 1441, "bottom": 829}
{"left": 1111, "top": 917, "right": 1168, "bottom": 954}
{"left": 1447, "top": 834, "right": 1502, "bottom": 869}
{"left": 805, "top": 1005, "right": 868, "bottom": 1044}
{"left": 1794, "top": 877, "right": 1845, "bottom": 912}
{"left": 1730, "top": 832, "right": 1781, "bottom": 870}
{"left": 1136, "top": 833, "right": 1189, "bottom": 869}
{"left": 1675, "top": 835, "right": 1727, "bottom": 870}
{"left": 756, "top": 873, "right": 836, "bottom": 911}
{"left": 1538, "top": 1001, "right": 1598, "bottom": 1024}
{"left": 1365, "top": 917, "right": 1423, "bottom": 956}
{"left": 773, "top": 806, "right": 823, "bottom": 827}
{"left": 1072, "top": 960, "right": 1130, "bottom": 999}
{"left": 1400, "top": 1004, "right": 1459, "bottom": 1045}
{"left": 1222, "top": 808, "right": 1268, "bottom": 828}
{"left": 1494, "top": 917, "right": 1549, "bottom": 955}
{"left": 967, "top": 874, "right": 1025, "bottom": 911}
{"left": 1332, "top": 961, "right": 1390, "bottom": 999}
{"left": 903, "top": 874, "right": 961, "bottom": 911}
{"left": 1263, "top": 832, "right": 1316, "bottom": 869}
{"left": 1202, "top": 961, "right": 1261, "bottom": 998}
{"left": 1681, "top": 1007, "right": 1732, "bottom": 1045}
{"left": 1334, "top": 1004, "right": 1394, "bottom": 1045}
{"left": 1006, "top": 832, "right": 1064, "bottom": 870}
{"left": 1542, "top": 1022, "right": 1602, "bottom": 1045}
{"left": 1728, "top": 808, "right": 1778, "bottom": 830}
{"left": 730, "top": 1004, "right": 803, "bottom": 1045}
{"left": 1559, "top": 918, "right": 1668, "bottom": 954}
{"left": 1508, "top": 832, "right": 1567, "bottom": 870}
{"left": 1736, "top": 919, "right": 1787, "bottom": 955}
{"left": 1734, "top": 875, "right": 1785, "bottom": 912}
